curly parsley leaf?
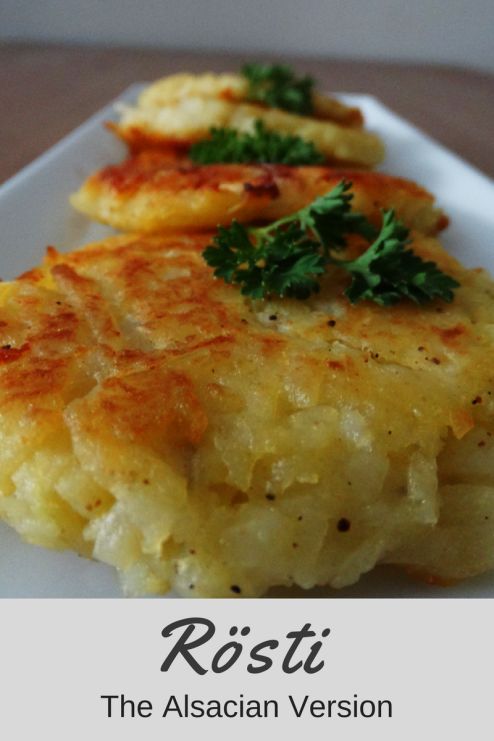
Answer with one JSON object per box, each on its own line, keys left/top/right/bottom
{"left": 242, "top": 63, "right": 314, "bottom": 116}
{"left": 204, "top": 221, "right": 326, "bottom": 299}
{"left": 255, "top": 180, "right": 377, "bottom": 248}
{"left": 189, "top": 120, "right": 325, "bottom": 165}
{"left": 339, "top": 210, "right": 460, "bottom": 305}
{"left": 203, "top": 181, "right": 459, "bottom": 305}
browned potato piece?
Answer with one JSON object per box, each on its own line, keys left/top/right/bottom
{"left": 114, "top": 97, "right": 384, "bottom": 168}
{"left": 1, "top": 232, "right": 493, "bottom": 596}
{"left": 71, "top": 150, "right": 447, "bottom": 235}
{"left": 137, "top": 72, "right": 364, "bottom": 127}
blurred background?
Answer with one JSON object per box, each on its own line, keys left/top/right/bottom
{"left": 1, "top": 0, "right": 493, "bottom": 180}
{"left": 1, "top": 0, "right": 494, "bottom": 71}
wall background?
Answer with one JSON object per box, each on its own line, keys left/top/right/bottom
{"left": 1, "top": 0, "right": 494, "bottom": 73}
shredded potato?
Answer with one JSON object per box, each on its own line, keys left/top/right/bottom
{"left": 112, "top": 72, "right": 383, "bottom": 168}
{"left": 0, "top": 232, "right": 493, "bottom": 596}
{"left": 115, "top": 97, "right": 384, "bottom": 168}
{"left": 138, "top": 72, "right": 364, "bottom": 127}
{"left": 71, "top": 153, "right": 447, "bottom": 235}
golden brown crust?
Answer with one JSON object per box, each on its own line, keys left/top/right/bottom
{"left": 1, "top": 233, "right": 493, "bottom": 596}
{"left": 71, "top": 151, "right": 447, "bottom": 235}
{"left": 137, "top": 72, "right": 364, "bottom": 127}
{"left": 113, "top": 95, "right": 384, "bottom": 168}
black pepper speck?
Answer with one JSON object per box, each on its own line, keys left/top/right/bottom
{"left": 337, "top": 518, "right": 351, "bottom": 532}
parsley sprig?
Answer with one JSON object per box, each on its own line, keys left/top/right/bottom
{"left": 203, "top": 181, "right": 459, "bottom": 305}
{"left": 242, "top": 63, "right": 314, "bottom": 116}
{"left": 341, "top": 210, "right": 458, "bottom": 305}
{"left": 189, "top": 120, "right": 325, "bottom": 165}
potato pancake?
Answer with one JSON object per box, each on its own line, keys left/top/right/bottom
{"left": 71, "top": 152, "right": 447, "bottom": 235}
{"left": 113, "top": 97, "right": 384, "bottom": 168}
{"left": 137, "top": 72, "right": 364, "bottom": 127}
{"left": 1, "top": 231, "right": 493, "bottom": 597}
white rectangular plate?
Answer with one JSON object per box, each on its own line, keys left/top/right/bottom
{"left": 0, "top": 87, "right": 493, "bottom": 597}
